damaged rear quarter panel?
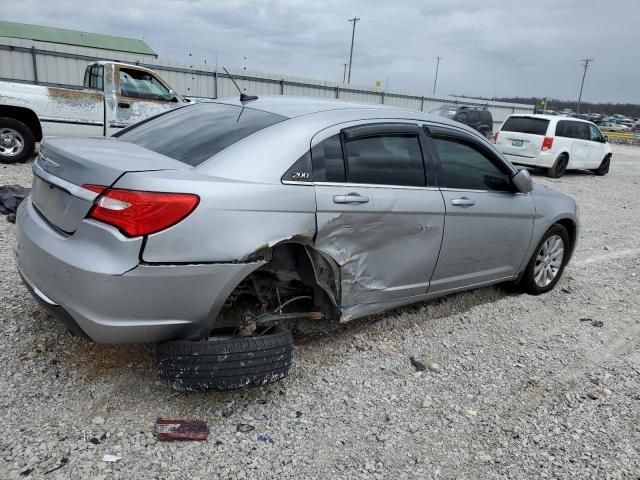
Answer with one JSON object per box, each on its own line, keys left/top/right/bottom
{"left": 116, "top": 170, "right": 317, "bottom": 264}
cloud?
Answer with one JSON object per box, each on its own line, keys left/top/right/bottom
{"left": 2, "top": 0, "right": 637, "bottom": 103}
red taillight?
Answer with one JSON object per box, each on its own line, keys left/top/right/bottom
{"left": 83, "top": 185, "right": 199, "bottom": 237}
{"left": 542, "top": 137, "right": 554, "bottom": 151}
{"left": 492, "top": 132, "right": 499, "bottom": 144}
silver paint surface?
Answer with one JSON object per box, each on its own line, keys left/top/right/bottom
{"left": 15, "top": 97, "right": 578, "bottom": 343}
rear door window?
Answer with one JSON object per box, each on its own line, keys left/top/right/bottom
{"left": 574, "top": 122, "right": 590, "bottom": 140}
{"left": 344, "top": 135, "right": 425, "bottom": 187}
{"left": 455, "top": 112, "right": 468, "bottom": 124}
{"left": 116, "top": 103, "right": 287, "bottom": 166}
{"left": 83, "top": 65, "right": 104, "bottom": 90}
{"left": 311, "top": 134, "right": 346, "bottom": 182}
{"left": 502, "top": 117, "right": 549, "bottom": 136}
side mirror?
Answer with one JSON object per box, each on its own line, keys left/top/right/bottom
{"left": 512, "top": 168, "right": 534, "bottom": 193}
{"left": 603, "top": 136, "right": 608, "bottom": 143}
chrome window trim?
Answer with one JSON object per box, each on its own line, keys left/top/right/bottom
{"left": 440, "top": 187, "right": 527, "bottom": 196}
{"left": 286, "top": 180, "right": 440, "bottom": 191}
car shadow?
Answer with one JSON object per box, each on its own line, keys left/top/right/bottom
{"left": 291, "top": 284, "right": 520, "bottom": 346}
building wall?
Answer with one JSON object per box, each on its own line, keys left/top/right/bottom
{"left": 0, "top": 37, "right": 534, "bottom": 124}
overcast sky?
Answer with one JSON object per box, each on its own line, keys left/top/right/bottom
{"left": 3, "top": 0, "right": 638, "bottom": 103}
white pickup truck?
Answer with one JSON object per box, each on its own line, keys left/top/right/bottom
{"left": 0, "top": 61, "right": 189, "bottom": 163}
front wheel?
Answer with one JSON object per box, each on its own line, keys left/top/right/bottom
{"left": 520, "top": 224, "right": 570, "bottom": 295}
{"left": 592, "top": 155, "right": 611, "bottom": 176}
{"left": 0, "top": 117, "right": 35, "bottom": 164}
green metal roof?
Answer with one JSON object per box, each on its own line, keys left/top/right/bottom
{"left": 0, "top": 21, "right": 156, "bottom": 57}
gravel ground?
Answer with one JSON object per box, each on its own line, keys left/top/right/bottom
{"left": 1, "top": 145, "right": 639, "bottom": 479}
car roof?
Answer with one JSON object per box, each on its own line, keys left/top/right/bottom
{"left": 507, "top": 113, "right": 595, "bottom": 125}
{"left": 211, "top": 95, "right": 420, "bottom": 119}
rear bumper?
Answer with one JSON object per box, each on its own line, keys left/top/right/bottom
{"left": 504, "top": 151, "right": 555, "bottom": 168}
{"left": 16, "top": 198, "right": 262, "bottom": 344}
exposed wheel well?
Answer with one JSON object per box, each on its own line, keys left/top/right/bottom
{"left": 216, "top": 243, "right": 340, "bottom": 328}
{"left": 555, "top": 218, "right": 576, "bottom": 252}
{"left": 0, "top": 106, "right": 42, "bottom": 141}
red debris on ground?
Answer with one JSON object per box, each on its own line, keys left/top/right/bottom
{"left": 154, "top": 417, "right": 209, "bottom": 441}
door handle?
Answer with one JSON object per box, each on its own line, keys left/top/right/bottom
{"left": 333, "top": 193, "right": 370, "bottom": 204}
{"left": 451, "top": 197, "right": 475, "bottom": 207}
{"left": 118, "top": 102, "right": 131, "bottom": 109}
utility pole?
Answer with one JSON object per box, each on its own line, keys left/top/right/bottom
{"left": 347, "top": 17, "right": 360, "bottom": 84}
{"left": 577, "top": 58, "right": 594, "bottom": 114}
{"left": 432, "top": 56, "right": 442, "bottom": 95}
{"left": 342, "top": 63, "right": 348, "bottom": 83}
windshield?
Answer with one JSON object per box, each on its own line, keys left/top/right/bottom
{"left": 116, "top": 103, "right": 287, "bottom": 166}
{"left": 430, "top": 109, "right": 457, "bottom": 119}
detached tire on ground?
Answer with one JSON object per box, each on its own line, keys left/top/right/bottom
{"left": 0, "top": 117, "right": 36, "bottom": 164}
{"left": 157, "top": 326, "right": 294, "bottom": 391}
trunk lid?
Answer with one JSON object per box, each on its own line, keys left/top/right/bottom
{"left": 496, "top": 116, "right": 550, "bottom": 159}
{"left": 32, "top": 137, "right": 189, "bottom": 234}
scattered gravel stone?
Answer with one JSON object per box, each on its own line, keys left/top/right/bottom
{"left": 428, "top": 362, "right": 441, "bottom": 373}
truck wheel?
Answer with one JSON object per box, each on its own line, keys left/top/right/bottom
{"left": 547, "top": 154, "right": 568, "bottom": 178}
{"left": 592, "top": 155, "right": 611, "bottom": 176}
{"left": 157, "top": 326, "right": 294, "bottom": 391}
{"left": 0, "top": 117, "right": 35, "bottom": 164}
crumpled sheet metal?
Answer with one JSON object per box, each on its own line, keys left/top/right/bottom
{"left": 0, "top": 185, "right": 30, "bottom": 215}
{"left": 313, "top": 212, "right": 444, "bottom": 310}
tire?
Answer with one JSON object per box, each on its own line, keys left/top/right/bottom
{"left": 521, "top": 224, "right": 570, "bottom": 295}
{"left": 0, "top": 117, "right": 35, "bottom": 164}
{"left": 547, "top": 154, "right": 568, "bottom": 178}
{"left": 157, "top": 326, "right": 294, "bottom": 392}
{"left": 592, "top": 154, "right": 611, "bottom": 176}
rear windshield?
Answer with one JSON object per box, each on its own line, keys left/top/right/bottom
{"left": 501, "top": 117, "right": 549, "bottom": 136}
{"left": 116, "top": 103, "right": 287, "bottom": 166}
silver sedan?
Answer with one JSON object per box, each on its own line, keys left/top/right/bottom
{"left": 15, "top": 97, "right": 578, "bottom": 390}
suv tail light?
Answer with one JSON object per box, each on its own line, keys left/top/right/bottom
{"left": 492, "top": 132, "right": 499, "bottom": 143}
{"left": 83, "top": 185, "right": 199, "bottom": 237}
{"left": 541, "top": 137, "right": 554, "bottom": 151}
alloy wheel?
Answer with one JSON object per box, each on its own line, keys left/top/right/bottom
{"left": 534, "top": 235, "right": 565, "bottom": 287}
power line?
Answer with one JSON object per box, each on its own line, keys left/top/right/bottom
{"left": 577, "top": 58, "right": 594, "bottom": 114}
{"left": 347, "top": 17, "right": 360, "bottom": 84}
{"left": 433, "top": 56, "right": 442, "bottom": 95}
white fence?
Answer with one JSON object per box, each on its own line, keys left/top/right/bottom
{"left": 0, "top": 37, "right": 534, "bottom": 124}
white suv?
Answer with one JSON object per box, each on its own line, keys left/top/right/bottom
{"left": 494, "top": 114, "right": 612, "bottom": 178}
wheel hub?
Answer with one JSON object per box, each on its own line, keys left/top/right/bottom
{"left": 0, "top": 128, "right": 24, "bottom": 157}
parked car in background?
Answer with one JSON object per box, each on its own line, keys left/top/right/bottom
{"left": 494, "top": 114, "right": 612, "bottom": 177}
{"left": 16, "top": 97, "right": 578, "bottom": 391}
{"left": 600, "top": 122, "right": 632, "bottom": 132}
{"left": 0, "top": 61, "right": 189, "bottom": 163}
{"left": 430, "top": 105, "right": 493, "bottom": 138}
